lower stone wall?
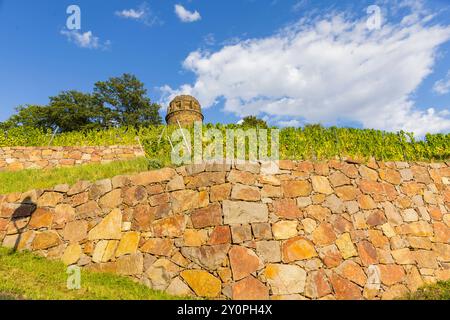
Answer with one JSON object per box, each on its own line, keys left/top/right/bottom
{"left": 0, "top": 160, "right": 449, "bottom": 300}
{"left": 0, "top": 146, "right": 145, "bottom": 171}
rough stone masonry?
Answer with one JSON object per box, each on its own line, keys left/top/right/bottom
{"left": 0, "top": 159, "right": 449, "bottom": 300}
{"left": 0, "top": 146, "right": 145, "bottom": 171}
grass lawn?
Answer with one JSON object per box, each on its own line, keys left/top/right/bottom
{"left": 0, "top": 247, "right": 182, "bottom": 300}
{"left": 0, "top": 157, "right": 163, "bottom": 195}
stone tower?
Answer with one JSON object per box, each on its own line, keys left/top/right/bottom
{"left": 166, "top": 95, "right": 204, "bottom": 126}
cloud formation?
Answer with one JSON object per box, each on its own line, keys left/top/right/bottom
{"left": 115, "top": 2, "right": 162, "bottom": 26}
{"left": 60, "top": 30, "right": 110, "bottom": 50}
{"left": 433, "top": 71, "right": 450, "bottom": 95}
{"left": 174, "top": 4, "right": 201, "bottom": 23}
{"left": 116, "top": 9, "right": 145, "bottom": 19}
{"left": 163, "top": 6, "right": 450, "bottom": 136}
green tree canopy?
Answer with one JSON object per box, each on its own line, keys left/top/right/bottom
{"left": 5, "top": 105, "right": 51, "bottom": 130}
{"left": 94, "top": 73, "right": 162, "bottom": 128}
{"left": 1, "top": 74, "right": 162, "bottom": 132}
{"left": 240, "top": 116, "right": 268, "bottom": 128}
{"left": 5, "top": 91, "right": 110, "bottom": 132}
{"left": 47, "top": 91, "right": 113, "bottom": 131}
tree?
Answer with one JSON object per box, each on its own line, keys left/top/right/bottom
{"left": 240, "top": 116, "right": 268, "bottom": 128}
{"left": 0, "top": 121, "right": 12, "bottom": 131}
{"left": 47, "top": 91, "right": 113, "bottom": 131}
{"left": 7, "top": 105, "right": 52, "bottom": 130}
{"left": 94, "top": 73, "right": 162, "bottom": 127}
{"left": 4, "top": 74, "right": 162, "bottom": 132}
{"left": 6, "top": 91, "right": 111, "bottom": 132}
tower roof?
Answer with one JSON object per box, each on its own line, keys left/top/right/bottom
{"left": 167, "top": 95, "right": 202, "bottom": 113}
{"left": 166, "top": 95, "right": 204, "bottom": 125}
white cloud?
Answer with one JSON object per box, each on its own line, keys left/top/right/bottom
{"left": 162, "top": 8, "right": 450, "bottom": 136}
{"left": 116, "top": 9, "right": 145, "bottom": 19}
{"left": 292, "top": 0, "right": 308, "bottom": 12}
{"left": 433, "top": 71, "right": 450, "bottom": 95}
{"left": 115, "top": 3, "right": 162, "bottom": 26}
{"left": 203, "top": 33, "right": 216, "bottom": 46}
{"left": 60, "top": 30, "right": 110, "bottom": 50}
{"left": 277, "top": 119, "right": 302, "bottom": 127}
{"left": 174, "top": 4, "right": 201, "bottom": 23}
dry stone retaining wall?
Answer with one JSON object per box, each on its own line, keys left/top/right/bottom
{"left": 0, "top": 159, "right": 449, "bottom": 300}
{"left": 0, "top": 146, "right": 145, "bottom": 171}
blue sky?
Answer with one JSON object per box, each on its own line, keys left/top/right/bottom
{"left": 0, "top": 0, "right": 449, "bottom": 135}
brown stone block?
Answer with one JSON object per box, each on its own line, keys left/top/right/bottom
{"left": 312, "top": 223, "right": 336, "bottom": 246}
{"left": 335, "top": 186, "right": 360, "bottom": 201}
{"left": 98, "top": 189, "right": 123, "bottom": 210}
{"left": 69, "top": 192, "right": 89, "bottom": 207}
{"left": 411, "top": 166, "right": 432, "bottom": 184}
{"left": 252, "top": 223, "right": 272, "bottom": 240}
{"left": 180, "top": 244, "right": 230, "bottom": 270}
{"left": 366, "top": 210, "right": 387, "bottom": 227}
{"left": 141, "top": 238, "right": 174, "bottom": 256}
{"left": 229, "top": 246, "right": 262, "bottom": 281}
{"left": 232, "top": 276, "right": 269, "bottom": 300}
{"left": 273, "top": 199, "right": 302, "bottom": 219}
{"left": 319, "top": 244, "right": 343, "bottom": 268}
{"left": 296, "top": 161, "right": 314, "bottom": 173}
{"left": 191, "top": 204, "right": 222, "bottom": 228}
{"left": 152, "top": 215, "right": 186, "bottom": 238}
{"left": 227, "top": 170, "right": 256, "bottom": 185}
{"left": 122, "top": 186, "right": 147, "bottom": 207}
{"left": 148, "top": 193, "right": 170, "bottom": 207}
{"left": 305, "top": 269, "right": 332, "bottom": 299}
{"left": 171, "top": 189, "right": 206, "bottom": 213}
{"left": 132, "top": 205, "right": 156, "bottom": 232}
{"left": 281, "top": 180, "right": 312, "bottom": 198}
{"left": 305, "top": 205, "right": 331, "bottom": 222}
{"left": 28, "top": 208, "right": 53, "bottom": 229}
{"left": 76, "top": 201, "right": 101, "bottom": 219}
{"left": 356, "top": 240, "right": 378, "bottom": 266}
{"left": 433, "top": 222, "right": 450, "bottom": 243}
{"left": 330, "top": 273, "right": 362, "bottom": 300}
{"left": 337, "top": 260, "right": 367, "bottom": 287}
{"left": 209, "top": 226, "right": 231, "bottom": 245}
{"left": 378, "top": 264, "right": 406, "bottom": 286}
{"left": 32, "top": 231, "right": 61, "bottom": 250}
{"left": 340, "top": 164, "right": 359, "bottom": 178}
{"left": 130, "top": 168, "right": 176, "bottom": 185}
{"left": 210, "top": 183, "right": 232, "bottom": 202}
{"left": 186, "top": 172, "right": 226, "bottom": 188}
{"left": 231, "top": 184, "right": 260, "bottom": 201}
{"left": 63, "top": 220, "right": 88, "bottom": 243}
{"left": 231, "top": 225, "right": 252, "bottom": 243}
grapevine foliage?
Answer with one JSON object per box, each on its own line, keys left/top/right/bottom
{"left": 0, "top": 125, "right": 448, "bottom": 162}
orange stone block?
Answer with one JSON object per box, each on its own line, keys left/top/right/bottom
{"left": 282, "top": 236, "right": 317, "bottom": 263}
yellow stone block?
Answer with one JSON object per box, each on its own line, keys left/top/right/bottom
{"left": 116, "top": 232, "right": 140, "bottom": 257}
{"left": 335, "top": 233, "right": 357, "bottom": 259}
{"left": 62, "top": 244, "right": 82, "bottom": 265}
{"left": 181, "top": 270, "right": 221, "bottom": 298}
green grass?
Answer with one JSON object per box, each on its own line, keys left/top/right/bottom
{"left": 403, "top": 281, "right": 450, "bottom": 300}
{"left": 0, "top": 247, "right": 182, "bottom": 300}
{"left": 0, "top": 157, "right": 162, "bottom": 195}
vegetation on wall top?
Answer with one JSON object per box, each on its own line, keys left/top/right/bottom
{"left": 0, "top": 124, "right": 448, "bottom": 162}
